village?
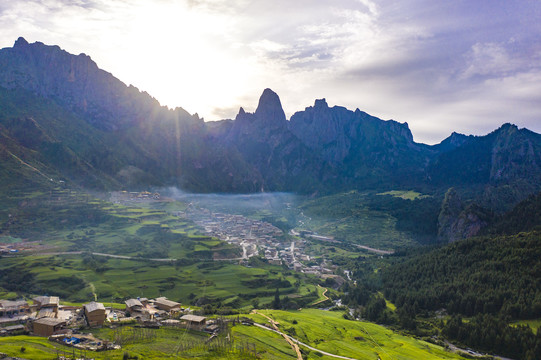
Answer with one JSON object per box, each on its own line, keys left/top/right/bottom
{"left": 175, "top": 204, "right": 342, "bottom": 282}
{"left": 109, "top": 191, "right": 346, "bottom": 282}
{"left": 0, "top": 295, "right": 217, "bottom": 352}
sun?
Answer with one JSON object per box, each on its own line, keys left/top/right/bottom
{"left": 103, "top": 1, "right": 255, "bottom": 120}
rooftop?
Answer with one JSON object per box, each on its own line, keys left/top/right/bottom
{"left": 181, "top": 314, "right": 206, "bottom": 323}
{"left": 125, "top": 299, "right": 143, "bottom": 308}
{"left": 34, "top": 296, "right": 60, "bottom": 306}
{"left": 154, "top": 297, "right": 181, "bottom": 308}
{"left": 84, "top": 302, "right": 105, "bottom": 313}
{"left": 0, "top": 299, "right": 28, "bottom": 308}
{"left": 33, "top": 317, "right": 66, "bottom": 326}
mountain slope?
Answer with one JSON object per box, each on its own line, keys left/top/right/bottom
{"left": 289, "top": 98, "right": 432, "bottom": 188}
{"left": 0, "top": 39, "right": 263, "bottom": 192}
{"left": 428, "top": 123, "right": 541, "bottom": 186}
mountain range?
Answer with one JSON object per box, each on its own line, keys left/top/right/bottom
{"left": 1, "top": 37, "right": 540, "bottom": 211}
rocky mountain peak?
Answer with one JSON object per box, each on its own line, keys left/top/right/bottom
{"left": 434, "top": 131, "right": 471, "bottom": 152}
{"left": 314, "top": 98, "right": 328, "bottom": 110}
{"left": 255, "top": 88, "right": 286, "bottom": 125}
{"left": 499, "top": 123, "right": 518, "bottom": 130}
{"left": 14, "top": 37, "right": 29, "bottom": 47}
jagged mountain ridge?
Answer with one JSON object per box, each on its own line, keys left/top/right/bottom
{"left": 0, "top": 38, "right": 540, "bottom": 199}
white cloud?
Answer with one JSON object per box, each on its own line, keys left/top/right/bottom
{"left": 0, "top": 0, "right": 540, "bottom": 143}
{"left": 461, "top": 42, "right": 520, "bottom": 79}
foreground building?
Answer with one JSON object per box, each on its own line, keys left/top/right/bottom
{"left": 32, "top": 317, "right": 66, "bottom": 337}
{"left": 83, "top": 302, "right": 106, "bottom": 327}
{"left": 154, "top": 297, "right": 181, "bottom": 312}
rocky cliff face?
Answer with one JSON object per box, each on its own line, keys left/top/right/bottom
{"left": 288, "top": 98, "right": 420, "bottom": 164}
{"left": 211, "top": 89, "right": 332, "bottom": 192}
{"left": 489, "top": 124, "right": 541, "bottom": 182}
{"left": 288, "top": 98, "right": 433, "bottom": 188}
{"left": 428, "top": 124, "right": 541, "bottom": 186}
{"left": 437, "top": 188, "right": 492, "bottom": 242}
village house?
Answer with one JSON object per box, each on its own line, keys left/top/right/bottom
{"left": 83, "top": 302, "right": 106, "bottom": 327}
{"left": 0, "top": 324, "right": 26, "bottom": 336}
{"left": 33, "top": 296, "right": 59, "bottom": 313}
{"left": 0, "top": 299, "right": 30, "bottom": 317}
{"left": 32, "top": 317, "right": 66, "bottom": 337}
{"left": 125, "top": 298, "right": 143, "bottom": 314}
{"left": 180, "top": 314, "right": 206, "bottom": 329}
{"left": 139, "top": 298, "right": 149, "bottom": 305}
{"left": 154, "top": 297, "right": 181, "bottom": 312}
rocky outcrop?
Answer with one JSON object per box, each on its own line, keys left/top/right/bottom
{"left": 489, "top": 123, "right": 541, "bottom": 182}
{"left": 438, "top": 188, "right": 492, "bottom": 242}
{"left": 213, "top": 89, "right": 332, "bottom": 192}
{"left": 432, "top": 131, "right": 473, "bottom": 153}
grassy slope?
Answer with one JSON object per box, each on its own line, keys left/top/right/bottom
{"left": 301, "top": 191, "right": 412, "bottom": 249}
{"left": 240, "top": 309, "right": 466, "bottom": 360}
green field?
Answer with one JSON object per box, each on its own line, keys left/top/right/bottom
{"left": 511, "top": 319, "right": 541, "bottom": 334}
{"left": 0, "top": 189, "right": 322, "bottom": 307}
{"left": 377, "top": 190, "right": 430, "bottom": 200}
{"left": 300, "top": 190, "right": 441, "bottom": 248}
{"left": 0, "top": 254, "right": 321, "bottom": 307}
{"left": 300, "top": 191, "right": 416, "bottom": 249}
{"left": 0, "top": 329, "right": 246, "bottom": 359}
{"left": 237, "top": 309, "right": 467, "bottom": 360}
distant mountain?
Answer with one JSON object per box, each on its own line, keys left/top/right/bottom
{"left": 0, "top": 37, "right": 165, "bottom": 130}
{"left": 289, "top": 97, "right": 432, "bottom": 188}
{"left": 428, "top": 123, "right": 541, "bottom": 186}
{"left": 0, "top": 38, "right": 539, "bottom": 209}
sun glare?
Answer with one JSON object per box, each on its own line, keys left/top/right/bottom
{"left": 106, "top": 2, "right": 254, "bottom": 119}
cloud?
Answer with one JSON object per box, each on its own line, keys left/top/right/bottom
{"left": 461, "top": 42, "right": 524, "bottom": 79}
{"left": 0, "top": 0, "right": 540, "bottom": 144}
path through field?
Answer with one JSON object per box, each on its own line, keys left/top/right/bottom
{"left": 311, "top": 285, "right": 329, "bottom": 306}
{"left": 251, "top": 310, "right": 358, "bottom": 360}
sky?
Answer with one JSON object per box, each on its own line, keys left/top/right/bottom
{"left": 0, "top": 0, "right": 540, "bottom": 144}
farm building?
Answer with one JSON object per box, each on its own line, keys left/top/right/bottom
{"left": 33, "top": 317, "right": 66, "bottom": 337}
{"left": 0, "top": 324, "right": 26, "bottom": 335}
{"left": 180, "top": 314, "right": 206, "bottom": 328}
{"left": 139, "top": 298, "right": 149, "bottom": 305}
{"left": 33, "top": 296, "right": 59, "bottom": 314}
{"left": 83, "top": 302, "right": 106, "bottom": 327}
{"left": 0, "top": 299, "right": 30, "bottom": 317}
{"left": 154, "top": 297, "right": 181, "bottom": 312}
{"left": 125, "top": 299, "right": 143, "bottom": 314}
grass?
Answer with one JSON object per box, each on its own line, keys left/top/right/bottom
{"left": 245, "top": 309, "right": 467, "bottom": 360}
{"left": 0, "top": 235, "right": 23, "bottom": 243}
{"left": 0, "top": 254, "right": 315, "bottom": 307}
{"left": 1, "top": 188, "right": 329, "bottom": 307}
{"left": 511, "top": 318, "right": 541, "bottom": 334}
{"left": 232, "top": 322, "right": 297, "bottom": 359}
{"left": 0, "top": 329, "right": 241, "bottom": 359}
{"left": 377, "top": 190, "right": 430, "bottom": 200}
{"left": 60, "top": 301, "right": 125, "bottom": 310}
{"left": 300, "top": 191, "right": 416, "bottom": 249}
